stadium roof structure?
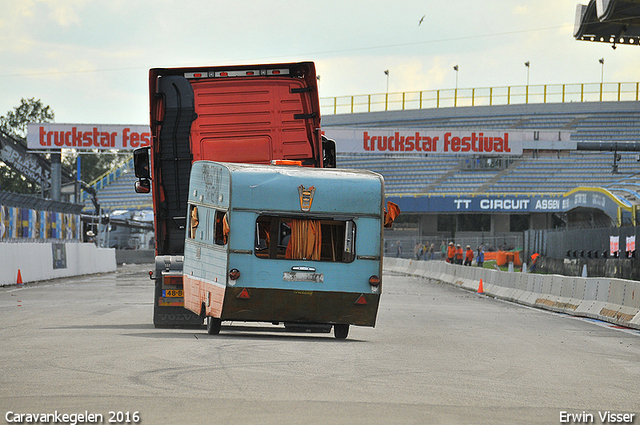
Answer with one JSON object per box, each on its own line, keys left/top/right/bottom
{"left": 574, "top": 0, "right": 640, "bottom": 47}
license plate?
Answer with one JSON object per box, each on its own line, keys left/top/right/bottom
{"left": 283, "top": 272, "right": 324, "bottom": 283}
{"left": 163, "top": 289, "right": 183, "bottom": 297}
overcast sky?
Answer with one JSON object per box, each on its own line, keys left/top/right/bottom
{"left": 1, "top": 0, "right": 638, "bottom": 126}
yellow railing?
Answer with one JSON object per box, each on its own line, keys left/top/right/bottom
{"left": 320, "top": 82, "right": 640, "bottom": 115}
{"left": 86, "top": 154, "right": 134, "bottom": 190}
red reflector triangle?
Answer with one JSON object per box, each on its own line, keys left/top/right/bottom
{"left": 355, "top": 294, "right": 367, "bottom": 305}
{"left": 237, "top": 288, "right": 250, "bottom": 299}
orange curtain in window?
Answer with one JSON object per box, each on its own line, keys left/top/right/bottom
{"left": 190, "top": 206, "right": 199, "bottom": 239}
{"left": 384, "top": 201, "right": 400, "bottom": 228}
{"left": 222, "top": 213, "right": 230, "bottom": 244}
{"left": 286, "top": 219, "right": 322, "bottom": 260}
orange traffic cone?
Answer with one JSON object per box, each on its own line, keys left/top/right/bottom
{"left": 477, "top": 278, "right": 483, "bottom": 294}
{"left": 16, "top": 269, "right": 23, "bottom": 285}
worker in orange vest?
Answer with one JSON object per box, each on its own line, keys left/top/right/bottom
{"left": 446, "top": 242, "right": 455, "bottom": 263}
{"left": 464, "top": 245, "right": 474, "bottom": 266}
{"left": 455, "top": 244, "right": 463, "bottom": 265}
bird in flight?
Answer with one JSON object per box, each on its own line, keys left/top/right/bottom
{"left": 419, "top": 15, "right": 425, "bottom": 26}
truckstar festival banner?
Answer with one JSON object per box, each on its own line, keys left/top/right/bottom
{"left": 325, "top": 128, "right": 569, "bottom": 155}
{"left": 27, "top": 123, "right": 151, "bottom": 150}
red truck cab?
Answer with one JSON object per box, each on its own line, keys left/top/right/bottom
{"left": 134, "top": 62, "right": 335, "bottom": 327}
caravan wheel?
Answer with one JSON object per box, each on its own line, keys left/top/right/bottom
{"left": 333, "top": 324, "right": 349, "bottom": 340}
{"left": 206, "top": 317, "right": 222, "bottom": 335}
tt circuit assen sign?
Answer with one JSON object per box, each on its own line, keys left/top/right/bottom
{"left": 388, "top": 195, "right": 564, "bottom": 214}
{"left": 325, "top": 128, "right": 570, "bottom": 155}
{"left": 27, "top": 123, "right": 151, "bottom": 150}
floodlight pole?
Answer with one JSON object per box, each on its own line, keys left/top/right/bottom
{"left": 453, "top": 65, "right": 459, "bottom": 90}
{"left": 384, "top": 70, "right": 389, "bottom": 93}
{"left": 384, "top": 70, "right": 390, "bottom": 110}
{"left": 453, "top": 65, "right": 459, "bottom": 107}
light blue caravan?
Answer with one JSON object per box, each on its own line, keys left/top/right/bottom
{"left": 182, "top": 161, "right": 387, "bottom": 339}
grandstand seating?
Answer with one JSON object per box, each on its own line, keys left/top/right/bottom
{"left": 338, "top": 151, "right": 640, "bottom": 196}
{"left": 82, "top": 156, "right": 152, "bottom": 214}
{"left": 329, "top": 101, "right": 640, "bottom": 198}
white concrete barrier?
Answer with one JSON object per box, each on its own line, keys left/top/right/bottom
{"left": 0, "top": 242, "right": 116, "bottom": 286}
{"left": 623, "top": 281, "right": 640, "bottom": 310}
{"left": 384, "top": 257, "right": 640, "bottom": 331}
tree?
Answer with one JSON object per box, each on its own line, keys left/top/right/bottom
{"left": 0, "top": 98, "right": 54, "bottom": 139}
{"left": 0, "top": 162, "right": 39, "bottom": 194}
{"left": 0, "top": 98, "right": 55, "bottom": 194}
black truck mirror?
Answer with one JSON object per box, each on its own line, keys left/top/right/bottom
{"left": 133, "top": 147, "right": 151, "bottom": 179}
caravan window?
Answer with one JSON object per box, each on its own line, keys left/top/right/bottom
{"left": 255, "top": 215, "right": 355, "bottom": 263}
{"left": 187, "top": 205, "right": 227, "bottom": 245}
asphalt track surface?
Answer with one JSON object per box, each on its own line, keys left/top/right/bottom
{"left": 0, "top": 264, "right": 638, "bottom": 425}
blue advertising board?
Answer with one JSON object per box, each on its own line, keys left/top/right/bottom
{"left": 387, "top": 187, "right": 634, "bottom": 225}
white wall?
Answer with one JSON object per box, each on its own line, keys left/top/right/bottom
{"left": 0, "top": 242, "right": 116, "bottom": 286}
{"left": 384, "top": 257, "right": 640, "bottom": 330}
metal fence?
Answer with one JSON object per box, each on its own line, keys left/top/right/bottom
{"left": 524, "top": 226, "right": 639, "bottom": 260}
{"left": 321, "top": 82, "right": 640, "bottom": 115}
{"left": 384, "top": 233, "right": 523, "bottom": 260}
